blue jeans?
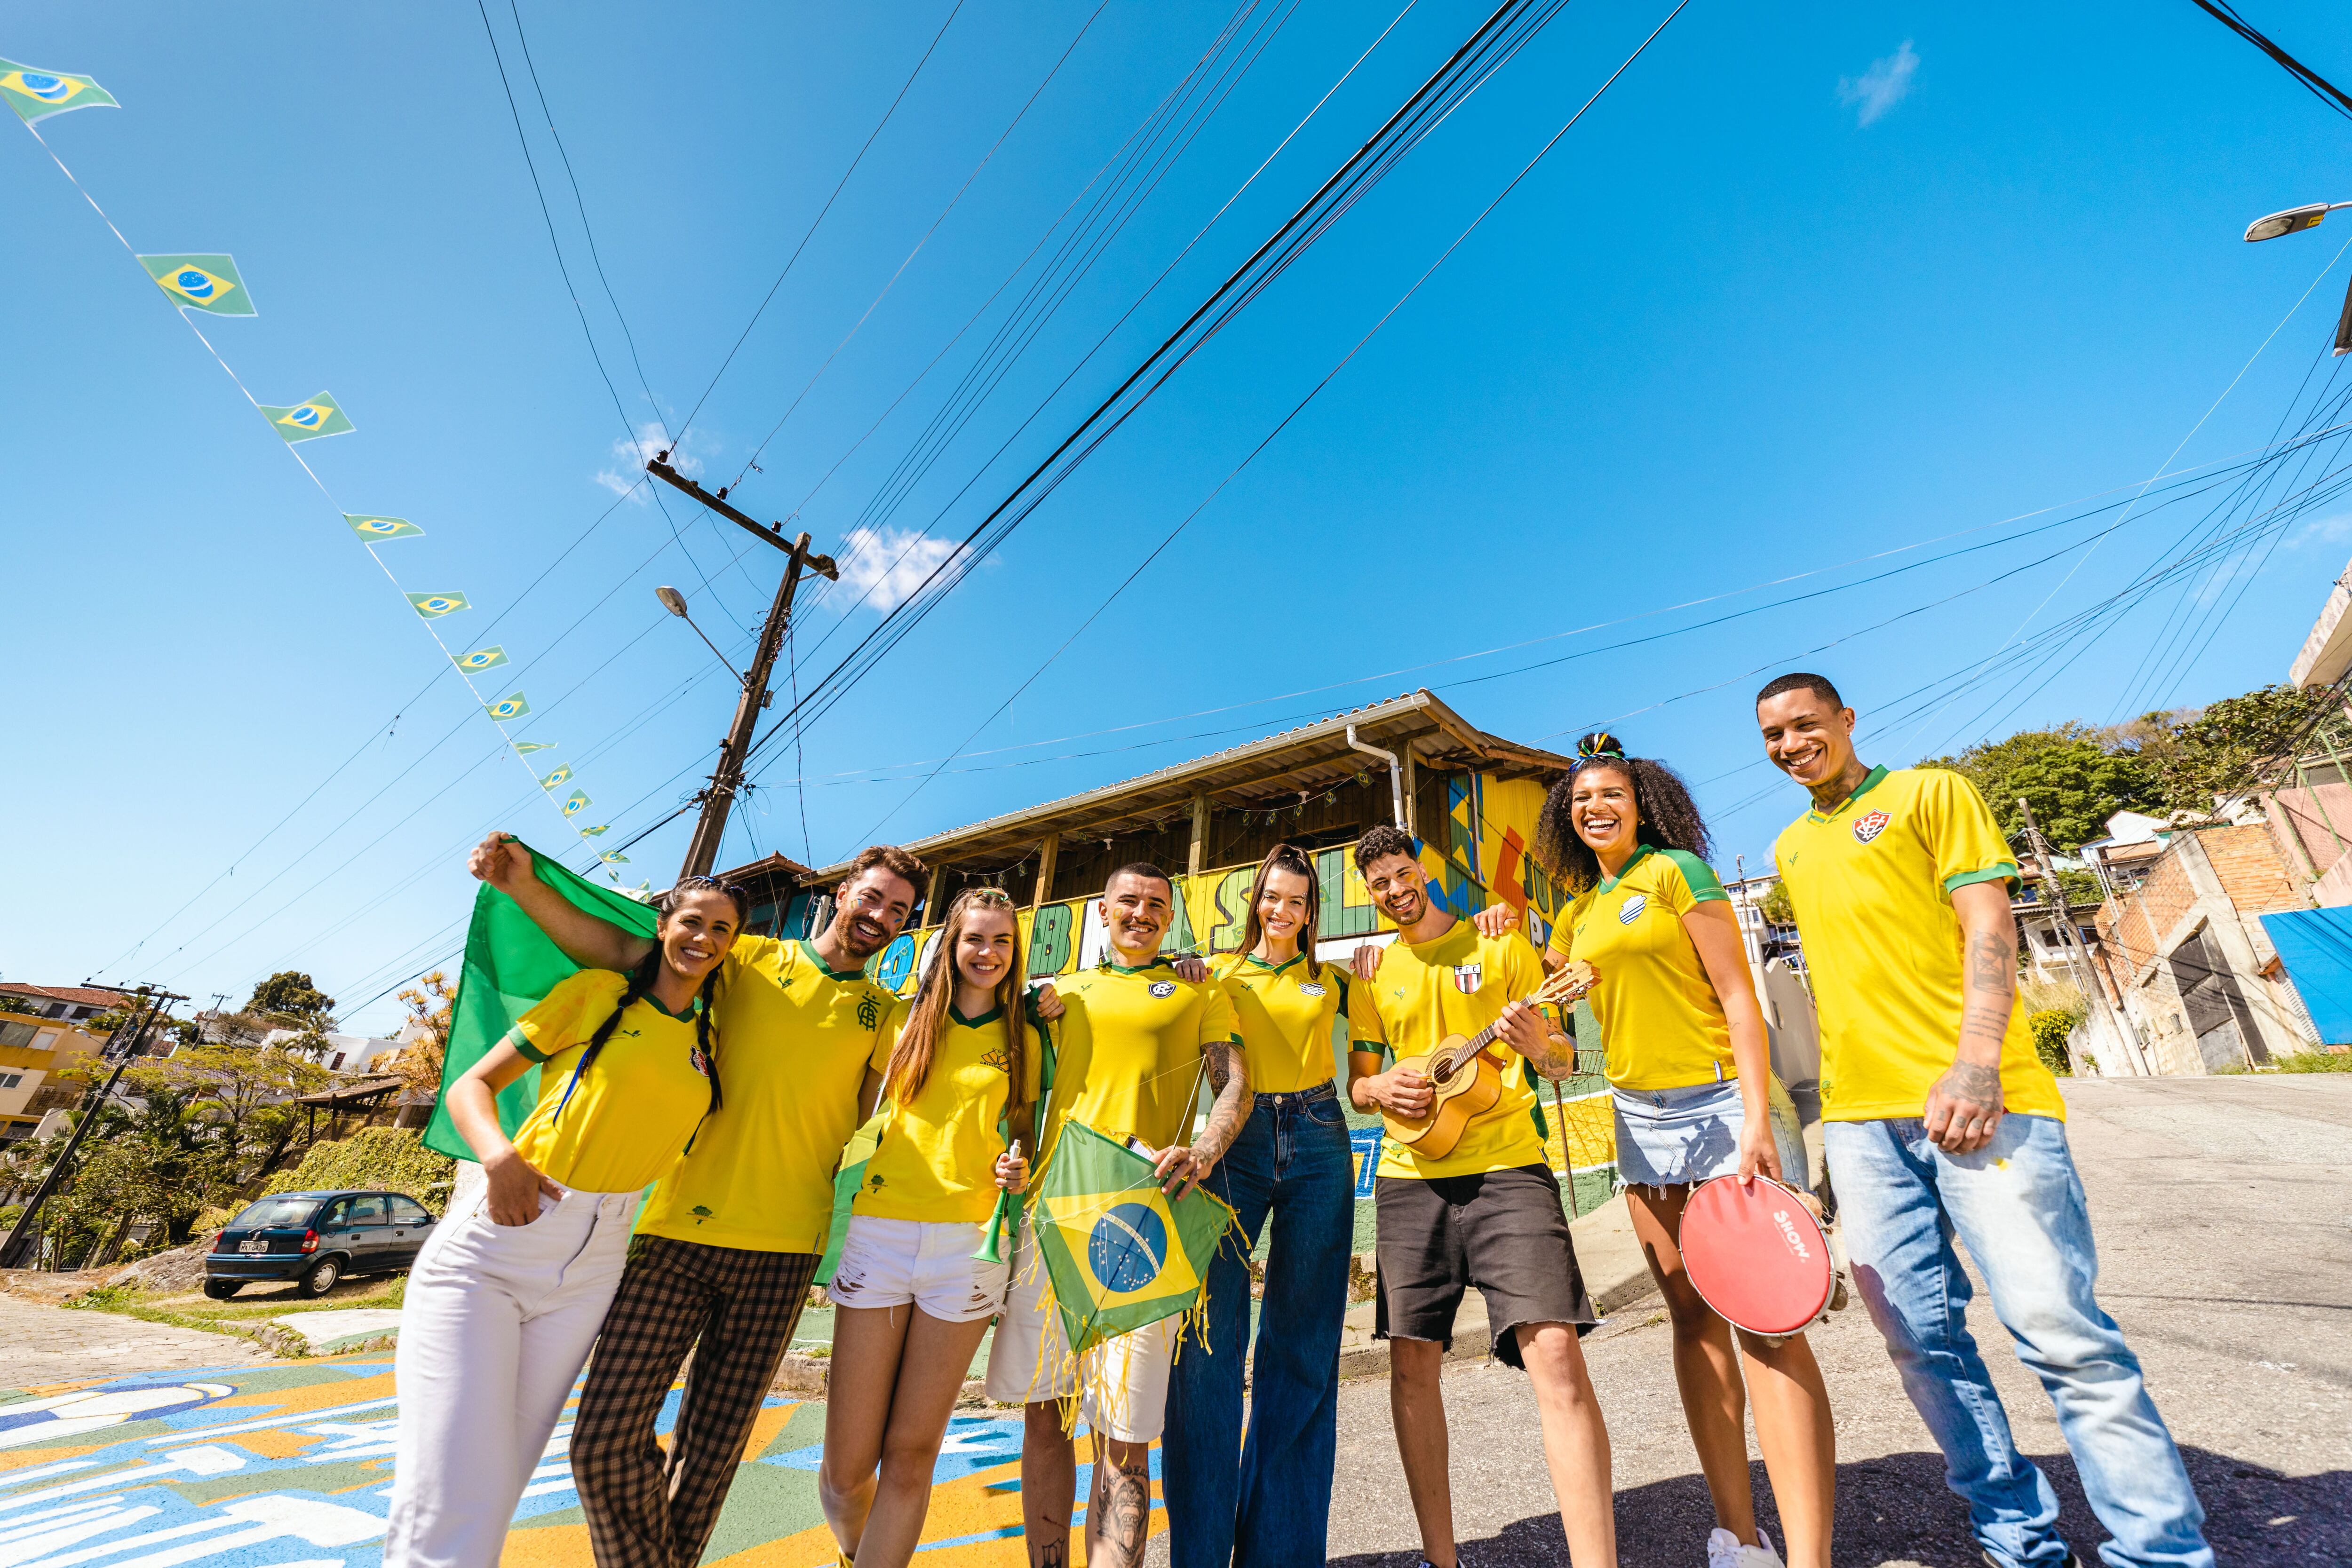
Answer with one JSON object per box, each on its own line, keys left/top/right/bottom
{"left": 1826, "top": 1115, "right": 2212, "bottom": 1568}
{"left": 1163, "top": 1083, "right": 1353, "bottom": 1568}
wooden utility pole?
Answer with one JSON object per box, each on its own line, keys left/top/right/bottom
{"left": 648, "top": 457, "right": 839, "bottom": 880}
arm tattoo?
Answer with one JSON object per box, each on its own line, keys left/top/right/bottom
{"left": 1957, "top": 930, "right": 2016, "bottom": 1048}
{"left": 1524, "top": 1029, "right": 1581, "bottom": 1082}
{"left": 1194, "top": 1041, "right": 1249, "bottom": 1160}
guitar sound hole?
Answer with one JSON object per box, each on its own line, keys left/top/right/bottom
{"left": 1430, "top": 1062, "right": 1453, "bottom": 1085}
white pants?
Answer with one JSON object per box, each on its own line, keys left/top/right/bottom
{"left": 384, "top": 1164, "right": 640, "bottom": 1568}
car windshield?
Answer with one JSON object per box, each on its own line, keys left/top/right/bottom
{"left": 230, "top": 1197, "right": 321, "bottom": 1230}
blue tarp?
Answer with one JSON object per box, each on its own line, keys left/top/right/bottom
{"left": 2259, "top": 907, "right": 2352, "bottom": 1046}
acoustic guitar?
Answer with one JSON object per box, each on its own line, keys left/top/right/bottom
{"left": 1380, "top": 959, "right": 1597, "bottom": 1161}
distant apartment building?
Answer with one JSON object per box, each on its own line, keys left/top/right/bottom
{"left": 0, "top": 985, "right": 117, "bottom": 1142}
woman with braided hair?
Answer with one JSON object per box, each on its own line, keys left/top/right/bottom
{"left": 1478, "top": 734, "right": 1831, "bottom": 1568}
{"left": 386, "top": 878, "right": 745, "bottom": 1568}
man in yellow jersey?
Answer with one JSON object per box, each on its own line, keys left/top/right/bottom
{"left": 467, "top": 835, "right": 921, "bottom": 1568}
{"left": 1345, "top": 824, "right": 1617, "bottom": 1568}
{"left": 1756, "top": 675, "right": 2211, "bottom": 1568}
{"left": 984, "top": 863, "right": 1247, "bottom": 1568}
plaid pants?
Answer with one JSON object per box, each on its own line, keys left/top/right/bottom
{"left": 571, "top": 1235, "right": 818, "bottom": 1568}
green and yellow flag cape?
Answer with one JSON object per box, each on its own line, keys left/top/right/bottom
{"left": 1030, "top": 1119, "right": 1236, "bottom": 1361}
{"left": 426, "top": 841, "right": 658, "bottom": 1161}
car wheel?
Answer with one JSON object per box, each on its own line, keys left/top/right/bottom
{"left": 202, "top": 1280, "right": 242, "bottom": 1301}
{"left": 298, "top": 1258, "right": 342, "bottom": 1297}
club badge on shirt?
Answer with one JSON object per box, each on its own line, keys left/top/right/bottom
{"left": 1298, "top": 982, "right": 1327, "bottom": 998}
{"left": 1853, "top": 809, "right": 1892, "bottom": 844}
{"left": 1618, "top": 894, "right": 1647, "bottom": 925}
{"left": 1149, "top": 981, "right": 1177, "bottom": 998}
{"left": 1451, "top": 963, "right": 1483, "bottom": 994}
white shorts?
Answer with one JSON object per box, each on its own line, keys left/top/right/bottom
{"left": 827, "top": 1214, "right": 1010, "bottom": 1323}
{"left": 981, "top": 1219, "right": 1176, "bottom": 1442}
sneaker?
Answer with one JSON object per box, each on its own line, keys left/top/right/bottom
{"left": 1980, "top": 1552, "right": 2087, "bottom": 1568}
{"left": 1708, "top": 1527, "right": 1786, "bottom": 1568}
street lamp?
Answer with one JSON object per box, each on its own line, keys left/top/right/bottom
{"left": 655, "top": 585, "right": 744, "bottom": 682}
{"left": 2243, "top": 200, "right": 2352, "bottom": 355}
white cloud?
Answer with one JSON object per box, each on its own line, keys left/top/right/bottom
{"left": 2290, "top": 512, "right": 2352, "bottom": 550}
{"left": 834, "top": 524, "right": 972, "bottom": 612}
{"left": 1838, "top": 40, "right": 1918, "bottom": 127}
{"left": 595, "top": 420, "right": 702, "bottom": 500}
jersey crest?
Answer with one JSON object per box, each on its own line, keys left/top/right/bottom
{"left": 1148, "top": 981, "right": 1177, "bottom": 999}
{"left": 1451, "top": 962, "right": 1483, "bottom": 994}
{"left": 1853, "top": 809, "right": 1892, "bottom": 844}
{"left": 1618, "top": 894, "right": 1647, "bottom": 925}
{"left": 1298, "top": 982, "right": 1328, "bottom": 998}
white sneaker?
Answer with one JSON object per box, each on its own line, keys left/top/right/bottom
{"left": 1707, "top": 1527, "right": 1787, "bottom": 1568}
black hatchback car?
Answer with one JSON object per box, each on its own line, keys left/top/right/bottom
{"left": 204, "top": 1189, "right": 437, "bottom": 1299}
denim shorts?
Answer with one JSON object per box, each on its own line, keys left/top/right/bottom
{"left": 1613, "top": 1075, "right": 1809, "bottom": 1191}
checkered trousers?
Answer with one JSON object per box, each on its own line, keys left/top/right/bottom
{"left": 570, "top": 1236, "right": 818, "bottom": 1568}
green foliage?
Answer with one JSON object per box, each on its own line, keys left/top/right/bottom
{"left": 1920, "top": 725, "right": 2159, "bottom": 850}
{"left": 2266, "top": 1047, "right": 2352, "bottom": 1072}
{"left": 2053, "top": 867, "right": 2103, "bottom": 903}
{"left": 1758, "top": 880, "right": 1795, "bottom": 927}
{"left": 246, "top": 971, "right": 336, "bottom": 1029}
{"left": 2154, "top": 683, "right": 2343, "bottom": 813}
{"left": 262, "top": 1126, "right": 456, "bottom": 1208}
{"left": 2028, "top": 1009, "right": 2075, "bottom": 1077}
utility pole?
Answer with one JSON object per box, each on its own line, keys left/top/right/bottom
{"left": 0, "top": 986, "right": 184, "bottom": 1269}
{"left": 2015, "top": 799, "right": 2145, "bottom": 1077}
{"left": 647, "top": 457, "right": 839, "bottom": 880}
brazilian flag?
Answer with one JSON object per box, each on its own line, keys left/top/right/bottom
{"left": 814, "top": 1111, "right": 890, "bottom": 1286}
{"left": 1031, "top": 1120, "right": 1236, "bottom": 1358}
{"left": 427, "top": 841, "right": 657, "bottom": 1162}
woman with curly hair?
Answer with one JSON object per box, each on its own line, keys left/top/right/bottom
{"left": 1480, "top": 734, "right": 1830, "bottom": 1568}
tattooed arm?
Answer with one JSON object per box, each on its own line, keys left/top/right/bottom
{"left": 1155, "top": 1039, "right": 1248, "bottom": 1200}
{"left": 1926, "top": 880, "right": 2017, "bottom": 1155}
{"left": 1494, "top": 999, "right": 1581, "bottom": 1082}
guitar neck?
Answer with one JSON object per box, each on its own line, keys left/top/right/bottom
{"left": 1440, "top": 989, "right": 1548, "bottom": 1070}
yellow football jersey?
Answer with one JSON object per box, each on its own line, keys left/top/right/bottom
{"left": 1552, "top": 845, "right": 1736, "bottom": 1091}
{"left": 639, "top": 936, "right": 896, "bottom": 1253}
{"left": 1211, "top": 951, "right": 1348, "bottom": 1094}
{"left": 857, "top": 1002, "right": 1041, "bottom": 1224}
{"left": 1772, "top": 766, "right": 2063, "bottom": 1122}
{"left": 506, "top": 970, "right": 713, "bottom": 1195}
{"left": 1043, "top": 960, "right": 1240, "bottom": 1162}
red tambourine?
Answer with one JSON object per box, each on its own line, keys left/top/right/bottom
{"left": 1678, "top": 1174, "right": 1833, "bottom": 1337}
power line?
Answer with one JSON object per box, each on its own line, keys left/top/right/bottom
{"left": 2185, "top": 0, "right": 2352, "bottom": 122}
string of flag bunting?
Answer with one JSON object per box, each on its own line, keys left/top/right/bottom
{"left": 4, "top": 56, "right": 642, "bottom": 882}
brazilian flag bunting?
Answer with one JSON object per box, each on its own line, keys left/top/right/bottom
{"left": 1030, "top": 1119, "right": 1236, "bottom": 1360}
{"left": 257, "top": 391, "right": 354, "bottom": 443}
{"left": 428, "top": 841, "right": 658, "bottom": 1161}
{"left": 0, "top": 59, "right": 117, "bottom": 122}
{"left": 139, "top": 254, "right": 254, "bottom": 317}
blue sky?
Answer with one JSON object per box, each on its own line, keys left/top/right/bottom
{"left": 7, "top": 1, "right": 2350, "bottom": 1031}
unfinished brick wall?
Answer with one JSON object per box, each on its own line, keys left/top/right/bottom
{"left": 2099, "top": 847, "right": 2194, "bottom": 975}
{"left": 2197, "top": 824, "right": 2300, "bottom": 914}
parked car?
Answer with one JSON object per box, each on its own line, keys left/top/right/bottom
{"left": 203, "top": 1188, "right": 437, "bottom": 1300}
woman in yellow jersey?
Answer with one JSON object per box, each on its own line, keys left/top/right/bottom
{"left": 818, "top": 887, "right": 1038, "bottom": 1568}
{"left": 1484, "top": 736, "right": 1831, "bottom": 1568}
{"left": 1161, "top": 843, "right": 1354, "bottom": 1568}
{"left": 386, "top": 878, "right": 743, "bottom": 1568}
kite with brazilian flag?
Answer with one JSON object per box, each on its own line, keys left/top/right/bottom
{"left": 425, "top": 841, "right": 658, "bottom": 1161}
{"left": 1029, "top": 1119, "right": 1236, "bottom": 1362}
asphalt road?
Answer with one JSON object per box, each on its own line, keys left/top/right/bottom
{"left": 1308, "top": 1076, "right": 2352, "bottom": 1568}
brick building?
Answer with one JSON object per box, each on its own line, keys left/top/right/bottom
{"left": 2089, "top": 823, "right": 2321, "bottom": 1072}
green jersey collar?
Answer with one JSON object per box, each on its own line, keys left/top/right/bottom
{"left": 798, "top": 938, "right": 868, "bottom": 982}
{"left": 1806, "top": 763, "right": 1890, "bottom": 824}
{"left": 949, "top": 1001, "right": 1004, "bottom": 1028}
{"left": 1242, "top": 951, "right": 1305, "bottom": 975}
{"left": 1595, "top": 843, "right": 1657, "bottom": 895}
{"left": 1104, "top": 955, "right": 1173, "bottom": 974}
{"left": 640, "top": 992, "right": 701, "bottom": 1023}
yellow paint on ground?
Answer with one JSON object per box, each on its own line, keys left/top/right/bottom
{"left": 217, "top": 1428, "right": 321, "bottom": 1460}
{"left": 499, "top": 1520, "right": 593, "bottom": 1568}
{"left": 738, "top": 1400, "right": 801, "bottom": 1464}
{"left": 214, "top": 1368, "right": 397, "bottom": 1413}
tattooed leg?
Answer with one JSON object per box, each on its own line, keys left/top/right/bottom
{"left": 1085, "top": 1434, "right": 1153, "bottom": 1568}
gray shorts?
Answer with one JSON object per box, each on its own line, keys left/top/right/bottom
{"left": 1373, "top": 1164, "right": 1595, "bottom": 1370}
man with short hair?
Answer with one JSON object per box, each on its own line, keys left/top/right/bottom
{"left": 1345, "top": 824, "right": 1617, "bottom": 1568}
{"left": 986, "top": 862, "right": 1247, "bottom": 1568}
{"left": 466, "top": 834, "right": 921, "bottom": 1568}
{"left": 1755, "top": 673, "right": 2212, "bottom": 1568}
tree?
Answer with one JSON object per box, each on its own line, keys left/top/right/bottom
{"left": 1758, "top": 881, "right": 1796, "bottom": 927}
{"left": 1920, "top": 725, "right": 2159, "bottom": 849}
{"left": 2154, "top": 682, "right": 2343, "bottom": 813}
{"left": 389, "top": 972, "right": 454, "bottom": 1107}
{"left": 246, "top": 971, "right": 336, "bottom": 1029}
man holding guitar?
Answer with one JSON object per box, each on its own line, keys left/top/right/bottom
{"left": 1345, "top": 824, "right": 1619, "bottom": 1568}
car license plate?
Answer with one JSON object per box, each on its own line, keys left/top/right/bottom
{"left": 238, "top": 1239, "right": 267, "bottom": 1254}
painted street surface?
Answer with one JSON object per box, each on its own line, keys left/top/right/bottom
{"left": 0, "top": 1356, "right": 1160, "bottom": 1567}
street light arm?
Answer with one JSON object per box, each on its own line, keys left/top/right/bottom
{"left": 681, "top": 615, "right": 745, "bottom": 685}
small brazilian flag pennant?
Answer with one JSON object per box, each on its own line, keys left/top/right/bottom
{"left": 601, "top": 851, "right": 629, "bottom": 865}
{"left": 407, "top": 591, "right": 469, "bottom": 618}
{"left": 257, "top": 391, "right": 353, "bottom": 443}
{"left": 539, "top": 765, "right": 573, "bottom": 790}
{"left": 453, "top": 646, "right": 508, "bottom": 673}
{"left": 347, "top": 514, "right": 423, "bottom": 541}
{"left": 0, "top": 59, "right": 117, "bottom": 123}
{"left": 484, "top": 691, "right": 530, "bottom": 722}
{"left": 514, "top": 741, "right": 556, "bottom": 755}
{"left": 577, "top": 824, "right": 608, "bottom": 837}
{"left": 561, "top": 790, "right": 591, "bottom": 819}
{"left": 139, "top": 255, "right": 254, "bottom": 317}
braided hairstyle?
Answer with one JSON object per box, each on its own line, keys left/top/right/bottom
{"left": 1534, "top": 731, "right": 1713, "bottom": 895}
{"left": 556, "top": 879, "right": 747, "bottom": 1126}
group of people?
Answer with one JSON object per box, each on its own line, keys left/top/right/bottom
{"left": 380, "top": 671, "right": 2215, "bottom": 1568}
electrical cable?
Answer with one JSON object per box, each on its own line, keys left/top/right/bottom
{"left": 2185, "top": 0, "right": 2352, "bottom": 122}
